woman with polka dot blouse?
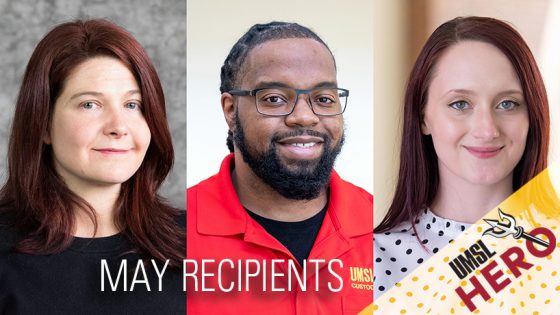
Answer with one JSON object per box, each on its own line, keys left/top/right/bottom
{"left": 374, "top": 16, "right": 550, "bottom": 298}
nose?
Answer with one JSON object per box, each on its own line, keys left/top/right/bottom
{"left": 471, "top": 108, "right": 500, "bottom": 140}
{"left": 284, "top": 94, "right": 320, "bottom": 127}
{"left": 103, "top": 107, "right": 129, "bottom": 138}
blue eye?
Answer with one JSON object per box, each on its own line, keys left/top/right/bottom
{"left": 81, "top": 102, "right": 96, "bottom": 109}
{"left": 497, "top": 100, "right": 519, "bottom": 110}
{"left": 449, "top": 101, "right": 470, "bottom": 111}
{"left": 126, "top": 102, "right": 141, "bottom": 110}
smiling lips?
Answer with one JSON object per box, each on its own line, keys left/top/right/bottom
{"left": 464, "top": 146, "right": 504, "bottom": 159}
{"left": 93, "top": 148, "right": 129, "bottom": 155}
{"left": 277, "top": 136, "right": 324, "bottom": 159}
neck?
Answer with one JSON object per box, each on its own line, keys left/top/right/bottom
{"left": 430, "top": 166, "right": 513, "bottom": 224}
{"left": 232, "top": 154, "right": 328, "bottom": 222}
{"left": 71, "top": 183, "right": 121, "bottom": 237}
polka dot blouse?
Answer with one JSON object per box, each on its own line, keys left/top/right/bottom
{"left": 374, "top": 208, "right": 471, "bottom": 298}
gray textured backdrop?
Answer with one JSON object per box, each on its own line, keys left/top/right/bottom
{"left": 0, "top": 0, "right": 186, "bottom": 208}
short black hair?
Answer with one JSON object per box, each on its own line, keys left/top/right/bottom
{"left": 222, "top": 21, "right": 335, "bottom": 152}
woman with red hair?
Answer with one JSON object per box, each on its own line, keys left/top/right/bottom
{"left": 0, "top": 19, "right": 184, "bottom": 313}
{"left": 374, "top": 16, "right": 549, "bottom": 297}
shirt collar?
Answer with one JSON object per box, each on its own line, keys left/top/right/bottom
{"left": 196, "top": 154, "right": 372, "bottom": 238}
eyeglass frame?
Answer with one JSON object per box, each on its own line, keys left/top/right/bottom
{"left": 228, "top": 86, "right": 349, "bottom": 117}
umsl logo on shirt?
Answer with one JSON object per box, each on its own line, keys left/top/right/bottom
{"left": 349, "top": 266, "right": 373, "bottom": 290}
{"left": 448, "top": 208, "right": 556, "bottom": 312}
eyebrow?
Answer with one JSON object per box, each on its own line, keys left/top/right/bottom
{"left": 443, "top": 89, "right": 475, "bottom": 97}
{"left": 68, "top": 89, "right": 141, "bottom": 100}
{"left": 494, "top": 89, "right": 524, "bottom": 98}
{"left": 444, "top": 88, "right": 523, "bottom": 96}
{"left": 254, "top": 81, "right": 338, "bottom": 89}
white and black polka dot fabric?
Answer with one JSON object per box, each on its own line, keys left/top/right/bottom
{"left": 373, "top": 208, "right": 471, "bottom": 298}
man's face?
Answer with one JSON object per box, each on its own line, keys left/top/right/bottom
{"left": 231, "top": 38, "right": 345, "bottom": 200}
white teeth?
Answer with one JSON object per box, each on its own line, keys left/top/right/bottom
{"left": 290, "top": 143, "right": 316, "bottom": 148}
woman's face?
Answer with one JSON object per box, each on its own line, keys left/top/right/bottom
{"left": 423, "top": 40, "right": 529, "bottom": 187}
{"left": 46, "top": 56, "right": 151, "bottom": 193}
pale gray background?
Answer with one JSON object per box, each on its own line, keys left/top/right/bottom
{"left": 0, "top": 0, "right": 186, "bottom": 208}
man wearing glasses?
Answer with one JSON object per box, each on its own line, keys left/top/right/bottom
{"left": 186, "top": 22, "right": 372, "bottom": 314}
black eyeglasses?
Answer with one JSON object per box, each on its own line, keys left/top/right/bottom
{"left": 229, "top": 87, "right": 349, "bottom": 116}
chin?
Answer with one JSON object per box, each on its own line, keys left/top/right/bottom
{"left": 93, "top": 172, "right": 136, "bottom": 185}
{"left": 281, "top": 158, "right": 321, "bottom": 172}
{"left": 467, "top": 172, "right": 509, "bottom": 186}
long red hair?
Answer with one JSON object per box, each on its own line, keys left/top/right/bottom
{"left": 0, "top": 19, "right": 184, "bottom": 265}
{"left": 376, "top": 16, "right": 549, "bottom": 232}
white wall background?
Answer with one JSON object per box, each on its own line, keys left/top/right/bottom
{"left": 187, "top": 0, "right": 374, "bottom": 193}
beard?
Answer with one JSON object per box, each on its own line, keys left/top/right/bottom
{"left": 233, "top": 111, "right": 344, "bottom": 200}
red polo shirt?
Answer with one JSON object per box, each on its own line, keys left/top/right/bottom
{"left": 186, "top": 154, "right": 373, "bottom": 314}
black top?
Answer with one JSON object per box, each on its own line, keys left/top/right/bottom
{"left": 0, "top": 212, "right": 185, "bottom": 315}
{"left": 247, "top": 205, "right": 327, "bottom": 266}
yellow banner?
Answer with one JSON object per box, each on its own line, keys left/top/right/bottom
{"left": 370, "top": 163, "right": 560, "bottom": 315}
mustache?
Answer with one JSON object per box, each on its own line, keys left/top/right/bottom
{"left": 271, "top": 129, "right": 329, "bottom": 143}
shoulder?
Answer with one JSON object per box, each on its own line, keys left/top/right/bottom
{"left": 186, "top": 173, "right": 219, "bottom": 213}
{"left": 331, "top": 171, "right": 373, "bottom": 203}
{"left": 374, "top": 221, "right": 415, "bottom": 249}
{"left": 374, "top": 219, "right": 428, "bottom": 266}
{"left": 374, "top": 221, "right": 429, "bottom": 296}
{"left": 0, "top": 209, "right": 17, "bottom": 254}
{"left": 345, "top": 182, "right": 373, "bottom": 203}
{"left": 186, "top": 172, "right": 223, "bottom": 202}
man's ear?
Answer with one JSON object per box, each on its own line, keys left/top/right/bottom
{"left": 222, "top": 92, "right": 235, "bottom": 130}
